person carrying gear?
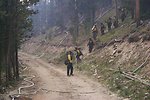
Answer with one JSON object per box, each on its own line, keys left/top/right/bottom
{"left": 74, "top": 47, "right": 83, "bottom": 64}
{"left": 100, "top": 23, "right": 105, "bottom": 35}
{"left": 87, "top": 38, "right": 94, "bottom": 53}
{"left": 92, "top": 24, "right": 98, "bottom": 40}
{"left": 113, "top": 16, "right": 118, "bottom": 28}
{"left": 65, "top": 51, "right": 74, "bottom": 76}
{"left": 120, "top": 8, "right": 126, "bottom": 22}
{"left": 106, "top": 17, "right": 112, "bottom": 31}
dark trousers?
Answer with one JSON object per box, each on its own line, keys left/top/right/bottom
{"left": 76, "top": 56, "right": 81, "bottom": 63}
{"left": 89, "top": 46, "right": 93, "bottom": 53}
{"left": 76, "top": 56, "right": 81, "bottom": 69}
{"left": 108, "top": 25, "right": 111, "bottom": 31}
{"left": 101, "top": 29, "right": 105, "bottom": 35}
{"left": 67, "top": 63, "right": 73, "bottom": 76}
{"left": 93, "top": 32, "right": 97, "bottom": 40}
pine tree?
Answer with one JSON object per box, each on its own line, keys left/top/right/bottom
{"left": 0, "top": 0, "right": 39, "bottom": 87}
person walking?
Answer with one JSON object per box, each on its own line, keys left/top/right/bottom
{"left": 74, "top": 47, "right": 83, "bottom": 69}
{"left": 65, "top": 51, "right": 74, "bottom": 76}
{"left": 87, "top": 38, "right": 94, "bottom": 53}
{"left": 92, "top": 24, "right": 98, "bottom": 40}
{"left": 106, "top": 17, "right": 112, "bottom": 31}
{"left": 113, "top": 16, "right": 119, "bottom": 28}
{"left": 120, "top": 8, "right": 126, "bottom": 22}
{"left": 74, "top": 47, "right": 83, "bottom": 63}
{"left": 100, "top": 23, "right": 105, "bottom": 35}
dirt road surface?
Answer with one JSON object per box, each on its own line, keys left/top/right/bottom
{"left": 19, "top": 52, "right": 121, "bottom": 100}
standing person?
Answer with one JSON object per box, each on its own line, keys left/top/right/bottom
{"left": 113, "top": 16, "right": 119, "bottom": 28}
{"left": 100, "top": 23, "right": 105, "bottom": 35}
{"left": 106, "top": 17, "right": 112, "bottom": 31}
{"left": 74, "top": 47, "right": 83, "bottom": 63}
{"left": 65, "top": 51, "right": 74, "bottom": 76}
{"left": 74, "top": 47, "right": 83, "bottom": 70}
{"left": 87, "top": 38, "right": 94, "bottom": 53}
{"left": 92, "top": 24, "right": 98, "bottom": 40}
{"left": 120, "top": 8, "right": 126, "bottom": 22}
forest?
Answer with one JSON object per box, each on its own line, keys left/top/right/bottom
{"left": 0, "top": 0, "right": 39, "bottom": 86}
{"left": 0, "top": 0, "right": 150, "bottom": 99}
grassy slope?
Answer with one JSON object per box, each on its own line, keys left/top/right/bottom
{"left": 44, "top": 8, "right": 150, "bottom": 100}
{"left": 78, "top": 43, "right": 150, "bottom": 100}
{"left": 75, "top": 9, "right": 150, "bottom": 100}
{"left": 22, "top": 8, "right": 150, "bottom": 100}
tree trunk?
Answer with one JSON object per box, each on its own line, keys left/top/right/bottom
{"left": 75, "top": 8, "right": 79, "bottom": 37}
{"left": 0, "top": 63, "right": 1, "bottom": 84}
{"left": 15, "top": 43, "right": 19, "bottom": 80}
{"left": 136, "top": 0, "right": 140, "bottom": 27}
{"left": 114, "top": 0, "right": 118, "bottom": 20}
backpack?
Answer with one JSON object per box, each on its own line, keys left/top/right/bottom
{"left": 64, "top": 59, "right": 69, "bottom": 65}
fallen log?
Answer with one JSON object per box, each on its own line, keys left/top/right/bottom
{"left": 105, "top": 68, "right": 150, "bottom": 86}
{"left": 120, "top": 71, "right": 150, "bottom": 86}
{"left": 133, "top": 53, "right": 150, "bottom": 73}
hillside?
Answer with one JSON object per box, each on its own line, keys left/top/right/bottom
{"left": 1, "top": 0, "right": 150, "bottom": 100}
{"left": 22, "top": 16, "right": 150, "bottom": 100}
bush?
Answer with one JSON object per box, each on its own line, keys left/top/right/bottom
{"left": 141, "top": 33, "right": 150, "bottom": 42}
{"left": 128, "top": 33, "right": 140, "bottom": 43}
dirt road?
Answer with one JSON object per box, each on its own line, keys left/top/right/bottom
{"left": 19, "top": 52, "right": 121, "bottom": 100}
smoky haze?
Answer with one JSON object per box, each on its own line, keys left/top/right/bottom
{"left": 31, "top": 0, "right": 51, "bottom": 35}
{"left": 30, "top": 0, "right": 113, "bottom": 35}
